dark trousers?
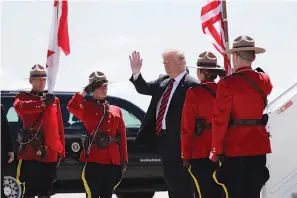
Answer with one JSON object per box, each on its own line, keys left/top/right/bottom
{"left": 1, "top": 170, "right": 5, "bottom": 198}
{"left": 189, "top": 158, "right": 224, "bottom": 198}
{"left": 157, "top": 134, "right": 195, "bottom": 198}
{"left": 82, "top": 163, "right": 121, "bottom": 198}
{"left": 162, "top": 158, "right": 194, "bottom": 198}
{"left": 215, "top": 155, "right": 270, "bottom": 198}
{"left": 19, "top": 160, "right": 57, "bottom": 197}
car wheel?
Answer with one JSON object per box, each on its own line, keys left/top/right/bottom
{"left": 116, "top": 192, "right": 155, "bottom": 198}
{"left": 3, "top": 176, "right": 22, "bottom": 198}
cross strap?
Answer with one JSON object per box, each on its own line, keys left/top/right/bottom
{"left": 199, "top": 84, "right": 216, "bottom": 97}
{"left": 233, "top": 72, "right": 268, "bottom": 108}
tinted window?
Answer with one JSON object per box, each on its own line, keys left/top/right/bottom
{"left": 120, "top": 108, "right": 141, "bottom": 128}
{"left": 60, "top": 103, "right": 141, "bottom": 130}
{"left": 60, "top": 103, "right": 83, "bottom": 130}
{"left": 6, "top": 106, "right": 18, "bottom": 122}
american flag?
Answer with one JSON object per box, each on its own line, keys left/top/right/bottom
{"left": 200, "top": 0, "right": 231, "bottom": 162}
{"left": 200, "top": 0, "right": 232, "bottom": 76}
{"left": 46, "top": 0, "right": 70, "bottom": 94}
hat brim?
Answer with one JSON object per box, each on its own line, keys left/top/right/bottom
{"left": 223, "top": 47, "right": 266, "bottom": 54}
{"left": 188, "top": 65, "right": 226, "bottom": 77}
{"left": 87, "top": 80, "right": 114, "bottom": 87}
{"left": 24, "top": 77, "right": 47, "bottom": 80}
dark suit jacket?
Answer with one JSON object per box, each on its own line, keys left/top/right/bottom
{"left": 1, "top": 104, "right": 14, "bottom": 168}
{"left": 130, "top": 72, "right": 199, "bottom": 158}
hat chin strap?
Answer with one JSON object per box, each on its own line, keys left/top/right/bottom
{"left": 235, "top": 51, "right": 255, "bottom": 62}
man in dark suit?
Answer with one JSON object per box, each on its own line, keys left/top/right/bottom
{"left": 129, "top": 50, "right": 199, "bottom": 198}
{"left": 1, "top": 104, "right": 15, "bottom": 197}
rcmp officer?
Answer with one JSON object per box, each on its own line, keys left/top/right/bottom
{"left": 181, "top": 51, "right": 225, "bottom": 198}
{"left": 67, "top": 71, "right": 128, "bottom": 198}
{"left": 212, "top": 35, "right": 273, "bottom": 198}
{"left": 13, "top": 64, "right": 65, "bottom": 198}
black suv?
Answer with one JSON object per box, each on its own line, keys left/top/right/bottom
{"left": 1, "top": 90, "right": 167, "bottom": 198}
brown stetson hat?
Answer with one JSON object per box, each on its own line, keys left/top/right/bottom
{"left": 25, "top": 64, "right": 47, "bottom": 79}
{"left": 88, "top": 71, "right": 111, "bottom": 86}
{"left": 224, "top": 35, "right": 265, "bottom": 54}
{"left": 189, "top": 51, "right": 226, "bottom": 77}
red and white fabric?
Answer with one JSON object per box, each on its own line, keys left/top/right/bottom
{"left": 200, "top": 0, "right": 232, "bottom": 162}
{"left": 200, "top": 0, "right": 232, "bottom": 77}
{"left": 46, "top": 0, "right": 70, "bottom": 94}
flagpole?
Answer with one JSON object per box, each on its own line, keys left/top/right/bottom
{"left": 221, "top": 0, "right": 233, "bottom": 72}
{"left": 222, "top": 0, "right": 229, "bottom": 51}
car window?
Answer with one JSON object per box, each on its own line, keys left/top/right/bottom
{"left": 120, "top": 108, "right": 141, "bottom": 128}
{"left": 6, "top": 106, "right": 19, "bottom": 122}
{"left": 61, "top": 104, "right": 141, "bottom": 129}
{"left": 60, "top": 103, "right": 83, "bottom": 130}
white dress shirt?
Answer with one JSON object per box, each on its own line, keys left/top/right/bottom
{"left": 133, "top": 71, "right": 187, "bottom": 130}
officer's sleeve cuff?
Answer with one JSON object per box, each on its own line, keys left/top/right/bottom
{"left": 181, "top": 152, "right": 190, "bottom": 160}
{"left": 212, "top": 147, "right": 223, "bottom": 155}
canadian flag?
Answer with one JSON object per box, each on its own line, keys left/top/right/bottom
{"left": 46, "top": 0, "right": 70, "bottom": 94}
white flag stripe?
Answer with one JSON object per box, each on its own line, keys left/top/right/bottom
{"left": 201, "top": 5, "right": 222, "bottom": 24}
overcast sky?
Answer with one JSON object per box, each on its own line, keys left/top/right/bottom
{"left": 1, "top": 0, "right": 297, "bottom": 110}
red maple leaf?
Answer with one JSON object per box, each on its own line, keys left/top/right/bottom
{"left": 47, "top": 50, "right": 55, "bottom": 58}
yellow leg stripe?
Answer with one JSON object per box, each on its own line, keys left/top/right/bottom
{"left": 212, "top": 170, "right": 229, "bottom": 198}
{"left": 113, "top": 174, "right": 123, "bottom": 190}
{"left": 81, "top": 163, "right": 92, "bottom": 198}
{"left": 16, "top": 160, "right": 22, "bottom": 184}
{"left": 187, "top": 165, "right": 202, "bottom": 198}
{"left": 16, "top": 159, "right": 26, "bottom": 198}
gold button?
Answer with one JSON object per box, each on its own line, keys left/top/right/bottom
{"left": 96, "top": 113, "right": 98, "bottom": 115}
{"left": 108, "top": 120, "right": 110, "bottom": 123}
{"left": 108, "top": 129, "right": 110, "bottom": 132}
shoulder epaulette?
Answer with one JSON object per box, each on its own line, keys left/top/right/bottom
{"left": 190, "top": 83, "right": 200, "bottom": 89}
{"left": 255, "top": 67, "right": 265, "bottom": 73}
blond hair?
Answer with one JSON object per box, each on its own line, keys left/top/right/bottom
{"left": 162, "top": 49, "right": 185, "bottom": 60}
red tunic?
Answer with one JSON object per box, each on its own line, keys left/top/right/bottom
{"left": 212, "top": 66, "right": 273, "bottom": 157}
{"left": 181, "top": 80, "right": 217, "bottom": 160}
{"left": 67, "top": 93, "right": 128, "bottom": 165}
{"left": 13, "top": 91, "right": 65, "bottom": 162}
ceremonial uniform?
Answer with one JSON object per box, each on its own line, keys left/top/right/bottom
{"left": 13, "top": 64, "right": 65, "bottom": 198}
{"left": 212, "top": 36, "right": 272, "bottom": 198}
{"left": 181, "top": 52, "right": 225, "bottom": 198}
{"left": 67, "top": 71, "right": 128, "bottom": 198}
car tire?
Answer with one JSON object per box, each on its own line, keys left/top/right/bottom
{"left": 116, "top": 192, "right": 155, "bottom": 198}
{"left": 3, "top": 176, "right": 22, "bottom": 198}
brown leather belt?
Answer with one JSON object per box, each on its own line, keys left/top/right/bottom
{"left": 231, "top": 119, "right": 263, "bottom": 126}
{"left": 204, "top": 123, "right": 212, "bottom": 129}
{"left": 92, "top": 136, "right": 119, "bottom": 144}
